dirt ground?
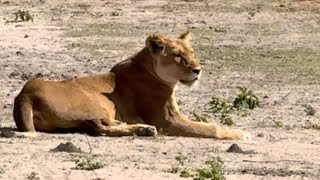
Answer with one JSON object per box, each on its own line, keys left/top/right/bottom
{"left": 1, "top": 0, "right": 320, "bottom": 179}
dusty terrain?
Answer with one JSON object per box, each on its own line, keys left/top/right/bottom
{"left": 1, "top": 0, "right": 320, "bottom": 179}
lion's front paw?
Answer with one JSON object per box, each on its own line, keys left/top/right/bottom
{"left": 237, "top": 130, "right": 251, "bottom": 140}
{"left": 137, "top": 125, "right": 158, "bottom": 136}
{"left": 8, "top": 131, "right": 38, "bottom": 138}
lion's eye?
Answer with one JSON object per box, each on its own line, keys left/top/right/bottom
{"left": 175, "top": 54, "right": 189, "bottom": 66}
{"left": 181, "top": 58, "right": 189, "bottom": 66}
{"left": 174, "top": 55, "right": 181, "bottom": 63}
{"left": 181, "top": 58, "right": 188, "bottom": 66}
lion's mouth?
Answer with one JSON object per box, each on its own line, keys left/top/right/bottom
{"left": 180, "top": 78, "right": 198, "bottom": 85}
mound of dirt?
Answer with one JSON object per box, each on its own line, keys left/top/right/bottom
{"left": 50, "top": 142, "right": 84, "bottom": 153}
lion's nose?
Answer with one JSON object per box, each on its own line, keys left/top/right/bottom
{"left": 192, "top": 68, "right": 201, "bottom": 75}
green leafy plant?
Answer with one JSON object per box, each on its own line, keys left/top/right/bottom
{"left": 110, "top": 12, "right": 120, "bottom": 16}
{"left": 209, "top": 97, "right": 234, "bottom": 126}
{"left": 15, "top": 10, "right": 33, "bottom": 22}
{"left": 175, "top": 155, "right": 193, "bottom": 177}
{"left": 27, "top": 172, "right": 40, "bottom": 180}
{"left": 233, "top": 86, "right": 260, "bottom": 110}
{"left": 193, "top": 87, "right": 259, "bottom": 127}
{"left": 303, "top": 120, "right": 320, "bottom": 131}
{"left": 219, "top": 114, "right": 234, "bottom": 126}
{"left": 70, "top": 154, "right": 104, "bottom": 170}
{"left": 304, "top": 104, "right": 316, "bottom": 116}
{"left": 166, "top": 166, "right": 180, "bottom": 174}
{"left": 167, "top": 155, "right": 225, "bottom": 180}
{"left": 272, "top": 120, "right": 284, "bottom": 128}
{"left": 175, "top": 155, "right": 187, "bottom": 166}
{"left": 165, "top": 155, "right": 192, "bottom": 175}
{"left": 177, "top": 100, "right": 183, "bottom": 106}
{"left": 192, "top": 111, "right": 209, "bottom": 123}
{"left": 180, "top": 170, "right": 192, "bottom": 178}
{"left": 193, "top": 157, "right": 225, "bottom": 180}
{"left": 209, "top": 97, "right": 233, "bottom": 114}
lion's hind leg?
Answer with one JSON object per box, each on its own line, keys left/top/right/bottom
{"left": 89, "top": 119, "right": 157, "bottom": 137}
{"left": 13, "top": 96, "right": 38, "bottom": 138}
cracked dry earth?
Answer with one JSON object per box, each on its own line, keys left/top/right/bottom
{"left": 1, "top": 0, "right": 320, "bottom": 179}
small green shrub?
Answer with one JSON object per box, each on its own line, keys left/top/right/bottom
{"left": 166, "top": 166, "right": 180, "bottom": 174}
{"left": 180, "top": 170, "right": 192, "bottom": 178}
{"left": 219, "top": 114, "right": 234, "bottom": 126}
{"left": 304, "top": 104, "right": 316, "bottom": 116}
{"left": 272, "top": 120, "right": 284, "bottom": 128}
{"left": 192, "top": 111, "right": 209, "bottom": 123}
{"left": 165, "top": 155, "right": 190, "bottom": 175}
{"left": 175, "top": 155, "right": 188, "bottom": 166}
{"left": 27, "top": 172, "right": 40, "bottom": 180}
{"left": 209, "top": 97, "right": 234, "bottom": 126}
{"left": 193, "top": 157, "right": 225, "bottom": 180}
{"left": 233, "top": 86, "right": 260, "bottom": 110}
{"left": 171, "top": 156, "right": 225, "bottom": 180}
{"left": 70, "top": 154, "right": 104, "bottom": 171}
{"left": 194, "top": 87, "right": 259, "bottom": 127}
{"left": 15, "top": 10, "right": 33, "bottom": 22}
{"left": 303, "top": 120, "right": 320, "bottom": 131}
{"left": 110, "top": 12, "right": 120, "bottom": 16}
{"left": 209, "top": 97, "right": 233, "bottom": 114}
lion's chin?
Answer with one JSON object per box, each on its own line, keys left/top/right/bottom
{"left": 180, "top": 78, "right": 199, "bottom": 87}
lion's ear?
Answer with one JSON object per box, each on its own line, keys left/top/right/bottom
{"left": 179, "top": 31, "right": 191, "bottom": 43}
{"left": 146, "top": 33, "right": 165, "bottom": 54}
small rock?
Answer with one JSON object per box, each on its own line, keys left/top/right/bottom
{"left": 0, "top": 130, "right": 15, "bottom": 138}
{"left": 227, "top": 143, "right": 243, "bottom": 153}
{"left": 77, "top": 4, "right": 90, "bottom": 8}
{"left": 257, "top": 133, "right": 264, "bottom": 137}
{"left": 21, "top": 73, "right": 31, "bottom": 81}
{"left": 311, "top": 141, "right": 320, "bottom": 145}
{"left": 9, "top": 71, "right": 20, "bottom": 79}
{"left": 234, "top": 74, "right": 241, "bottom": 78}
{"left": 226, "top": 143, "right": 255, "bottom": 154}
{"left": 111, "top": 12, "right": 119, "bottom": 16}
{"left": 24, "top": 34, "right": 29, "bottom": 38}
{"left": 16, "top": 51, "right": 24, "bottom": 56}
{"left": 34, "top": 72, "right": 44, "bottom": 78}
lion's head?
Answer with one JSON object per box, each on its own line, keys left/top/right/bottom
{"left": 145, "top": 31, "right": 201, "bottom": 87}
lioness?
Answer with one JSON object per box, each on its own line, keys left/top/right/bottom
{"left": 13, "top": 31, "right": 251, "bottom": 140}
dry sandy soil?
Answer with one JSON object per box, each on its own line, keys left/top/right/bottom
{"left": 1, "top": 0, "right": 320, "bottom": 179}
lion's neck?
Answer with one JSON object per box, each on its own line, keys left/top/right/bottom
{"left": 133, "top": 47, "right": 178, "bottom": 89}
{"left": 110, "top": 47, "right": 175, "bottom": 110}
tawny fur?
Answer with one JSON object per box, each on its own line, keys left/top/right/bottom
{"left": 13, "top": 31, "right": 251, "bottom": 140}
